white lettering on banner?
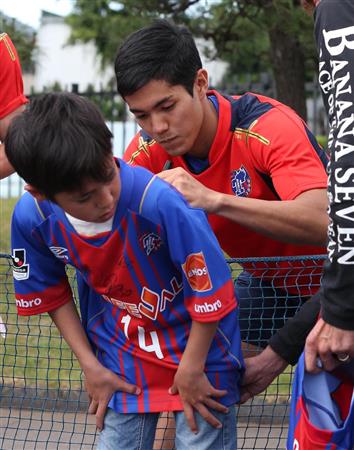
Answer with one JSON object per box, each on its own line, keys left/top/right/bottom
{"left": 318, "top": 22, "right": 354, "bottom": 264}
{"left": 334, "top": 186, "right": 354, "bottom": 202}
{"left": 194, "top": 299, "right": 222, "bottom": 314}
{"left": 338, "top": 246, "right": 354, "bottom": 264}
{"left": 16, "top": 298, "right": 42, "bottom": 308}
{"left": 335, "top": 204, "right": 354, "bottom": 223}
{"left": 293, "top": 439, "right": 300, "bottom": 450}
{"left": 335, "top": 167, "right": 354, "bottom": 184}
{"left": 334, "top": 141, "right": 354, "bottom": 162}
{"left": 323, "top": 26, "right": 354, "bottom": 56}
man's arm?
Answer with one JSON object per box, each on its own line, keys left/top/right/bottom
{"left": 158, "top": 168, "right": 328, "bottom": 246}
{"left": 240, "top": 293, "right": 321, "bottom": 403}
{"left": 49, "top": 299, "right": 141, "bottom": 430}
{"left": 169, "top": 320, "right": 228, "bottom": 433}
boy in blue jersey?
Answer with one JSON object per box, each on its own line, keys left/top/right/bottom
{"left": 5, "top": 92, "right": 244, "bottom": 450}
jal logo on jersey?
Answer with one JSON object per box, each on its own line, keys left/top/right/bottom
{"left": 182, "top": 251, "right": 212, "bottom": 292}
{"left": 141, "top": 232, "right": 162, "bottom": 256}
{"left": 231, "top": 165, "right": 251, "bottom": 197}
{"left": 11, "top": 249, "right": 29, "bottom": 280}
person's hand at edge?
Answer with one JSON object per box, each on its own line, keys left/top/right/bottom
{"left": 304, "top": 318, "right": 354, "bottom": 373}
{"left": 240, "top": 345, "right": 288, "bottom": 404}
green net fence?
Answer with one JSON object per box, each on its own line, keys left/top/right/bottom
{"left": 0, "top": 253, "right": 325, "bottom": 449}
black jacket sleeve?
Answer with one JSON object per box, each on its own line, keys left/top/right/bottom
{"left": 269, "top": 292, "right": 320, "bottom": 365}
{"left": 313, "top": 0, "right": 354, "bottom": 330}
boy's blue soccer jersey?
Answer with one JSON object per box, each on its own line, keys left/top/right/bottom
{"left": 11, "top": 159, "right": 244, "bottom": 413}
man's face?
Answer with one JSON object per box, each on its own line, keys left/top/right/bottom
{"left": 125, "top": 74, "right": 207, "bottom": 158}
{"left": 53, "top": 159, "right": 120, "bottom": 223}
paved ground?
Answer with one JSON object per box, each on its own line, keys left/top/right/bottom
{"left": 0, "top": 408, "right": 287, "bottom": 450}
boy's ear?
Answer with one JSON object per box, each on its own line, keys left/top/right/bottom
{"left": 25, "top": 184, "right": 47, "bottom": 201}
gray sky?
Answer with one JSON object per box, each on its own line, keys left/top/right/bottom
{"left": 0, "top": 0, "right": 73, "bottom": 29}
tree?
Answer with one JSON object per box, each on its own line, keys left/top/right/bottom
{"left": 0, "top": 14, "right": 36, "bottom": 73}
{"left": 192, "top": 0, "right": 317, "bottom": 120}
{"left": 67, "top": 0, "right": 317, "bottom": 120}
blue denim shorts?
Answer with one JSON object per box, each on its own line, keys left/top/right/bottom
{"left": 96, "top": 406, "right": 237, "bottom": 450}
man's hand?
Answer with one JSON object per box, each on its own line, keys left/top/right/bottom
{"left": 304, "top": 318, "right": 354, "bottom": 373}
{"left": 84, "top": 362, "right": 141, "bottom": 431}
{"left": 157, "top": 167, "right": 222, "bottom": 213}
{"left": 240, "top": 346, "right": 288, "bottom": 404}
{"left": 169, "top": 367, "right": 228, "bottom": 433}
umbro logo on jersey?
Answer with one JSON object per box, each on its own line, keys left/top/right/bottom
{"left": 49, "top": 246, "right": 69, "bottom": 260}
{"left": 194, "top": 299, "right": 222, "bottom": 314}
{"left": 11, "top": 249, "right": 29, "bottom": 280}
{"left": 16, "top": 297, "right": 42, "bottom": 308}
{"left": 141, "top": 233, "right": 162, "bottom": 256}
{"left": 231, "top": 165, "right": 251, "bottom": 197}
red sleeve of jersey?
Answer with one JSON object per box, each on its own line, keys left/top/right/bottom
{"left": 249, "top": 105, "right": 328, "bottom": 200}
{"left": 186, "top": 279, "right": 237, "bottom": 323}
{"left": 123, "top": 132, "right": 171, "bottom": 174}
{"left": 123, "top": 133, "right": 153, "bottom": 170}
{"left": 16, "top": 279, "right": 73, "bottom": 316}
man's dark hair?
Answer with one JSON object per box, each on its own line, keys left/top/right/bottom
{"left": 115, "top": 19, "right": 202, "bottom": 98}
{"left": 5, "top": 92, "right": 113, "bottom": 200}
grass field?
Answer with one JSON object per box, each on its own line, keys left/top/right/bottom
{"left": 0, "top": 197, "right": 17, "bottom": 254}
{"left": 0, "top": 197, "right": 82, "bottom": 389}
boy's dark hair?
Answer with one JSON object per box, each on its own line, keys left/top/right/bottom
{"left": 115, "top": 19, "right": 202, "bottom": 98}
{"left": 5, "top": 92, "right": 113, "bottom": 200}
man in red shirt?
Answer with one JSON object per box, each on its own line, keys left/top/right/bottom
{"left": 115, "top": 20, "right": 329, "bottom": 363}
{"left": 0, "top": 32, "right": 28, "bottom": 179}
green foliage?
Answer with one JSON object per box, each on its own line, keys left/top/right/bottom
{"left": 316, "top": 135, "right": 328, "bottom": 150}
{"left": 67, "top": 0, "right": 317, "bottom": 117}
{"left": 0, "top": 14, "right": 37, "bottom": 73}
{"left": 40, "top": 81, "right": 64, "bottom": 93}
{"left": 0, "top": 197, "right": 18, "bottom": 254}
{"left": 83, "top": 83, "right": 126, "bottom": 121}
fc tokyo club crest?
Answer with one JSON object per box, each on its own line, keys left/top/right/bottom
{"left": 231, "top": 165, "right": 251, "bottom": 197}
{"left": 141, "top": 233, "right": 162, "bottom": 256}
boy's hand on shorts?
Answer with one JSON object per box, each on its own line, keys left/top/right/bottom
{"left": 169, "top": 367, "right": 228, "bottom": 433}
{"left": 83, "top": 362, "right": 141, "bottom": 431}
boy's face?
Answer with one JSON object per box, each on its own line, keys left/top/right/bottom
{"left": 125, "top": 70, "right": 211, "bottom": 158}
{"left": 53, "top": 159, "right": 120, "bottom": 223}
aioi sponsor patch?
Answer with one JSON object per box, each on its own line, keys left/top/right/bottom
{"left": 231, "top": 165, "right": 251, "bottom": 197}
{"left": 11, "top": 249, "right": 29, "bottom": 280}
{"left": 182, "top": 251, "right": 212, "bottom": 292}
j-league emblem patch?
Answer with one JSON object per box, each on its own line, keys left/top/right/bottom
{"left": 231, "top": 165, "right": 251, "bottom": 197}
{"left": 11, "top": 249, "right": 29, "bottom": 280}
